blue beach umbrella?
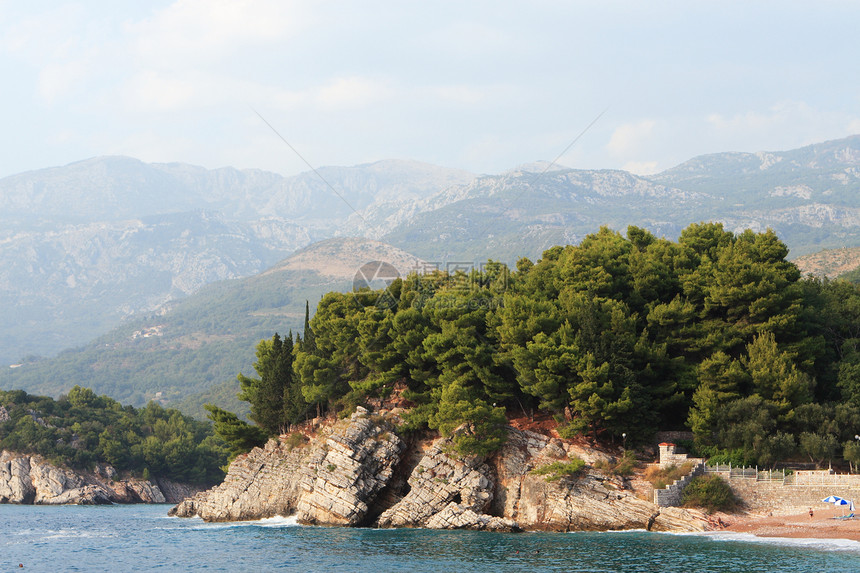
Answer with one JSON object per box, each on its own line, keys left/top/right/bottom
{"left": 822, "top": 496, "right": 854, "bottom": 513}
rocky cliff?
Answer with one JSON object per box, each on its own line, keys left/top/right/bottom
{"left": 0, "top": 450, "right": 200, "bottom": 505}
{"left": 171, "top": 408, "right": 706, "bottom": 533}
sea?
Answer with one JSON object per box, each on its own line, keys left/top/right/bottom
{"left": 3, "top": 505, "right": 860, "bottom": 572}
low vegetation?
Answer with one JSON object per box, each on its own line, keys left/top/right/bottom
{"left": 644, "top": 463, "right": 695, "bottom": 490}
{"left": 593, "top": 450, "right": 638, "bottom": 477}
{"left": 531, "top": 457, "right": 587, "bottom": 481}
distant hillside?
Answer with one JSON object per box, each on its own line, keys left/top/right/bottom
{"left": 0, "top": 158, "right": 469, "bottom": 364}
{"left": 384, "top": 135, "right": 860, "bottom": 263}
{"left": 0, "top": 211, "right": 309, "bottom": 364}
{"left": 382, "top": 168, "right": 709, "bottom": 264}
{"left": 0, "top": 237, "right": 422, "bottom": 418}
{"left": 6, "top": 135, "right": 860, "bottom": 395}
{"left": 792, "top": 247, "right": 860, "bottom": 278}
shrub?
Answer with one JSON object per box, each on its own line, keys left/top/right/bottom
{"left": 612, "top": 451, "right": 638, "bottom": 477}
{"left": 284, "top": 432, "right": 308, "bottom": 451}
{"left": 644, "top": 462, "right": 694, "bottom": 490}
{"left": 594, "top": 451, "right": 638, "bottom": 477}
{"left": 531, "top": 457, "right": 586, "bottom": 482}
{"left": 682, "top": 474, "right": 738, "bottom": 513}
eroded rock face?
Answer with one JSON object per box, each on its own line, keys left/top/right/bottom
{"left": 376, "top": 441, "right": 496, "bottom": 529}
{"left": 170, "top": 414, "right": 706, "bottom": 534}
{"left": 170, "top": 408, "right": 405, "bottom": 525}
{"left": 297, "top": 415, "right": 405, "bottom": 525}
{"left": 491, "top": 427, "right": 705, "bottom": 533}
{"left": 0, "top": 450, "right": 190, "bottom": 505}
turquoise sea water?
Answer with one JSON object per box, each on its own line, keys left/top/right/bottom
{"left": 3, "top": 505, "right": 860, "bottom": 572}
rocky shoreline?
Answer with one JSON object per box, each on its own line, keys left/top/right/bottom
{"left": 170, "top": 407, "right": 707, "bottom": 533}
{"left": 0, "top": 450, "right": 201, "bottom": 505}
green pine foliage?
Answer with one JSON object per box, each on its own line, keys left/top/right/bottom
{"left": 0, "top": 387, "right": 228, "bottom": 484}
{"left": 217, "top": 223, "right": 860, "bottom": 465}
{"left": 203, "top": 404, "right": 266, "bottom": 464}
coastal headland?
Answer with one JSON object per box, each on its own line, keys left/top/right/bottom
{"left": 170, "top": 407, "right": 708, "bottom": 533}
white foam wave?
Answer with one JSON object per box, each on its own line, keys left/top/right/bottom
{"left": 587, "top": 528, "right": 860, "bottom": 553}
{"left": 702, "top": 530, "right": 860, "bottom": 552}
{"left": 192, "top": 515, "right": 301, "bottom": 530}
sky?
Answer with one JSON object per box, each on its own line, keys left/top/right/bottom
{"left": 1, "top": 0, "right": 859, "bottom": 179}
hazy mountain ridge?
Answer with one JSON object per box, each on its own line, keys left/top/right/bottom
{"left": 652, "top": 135, "right": 860, "bottom": 198}
{"left": 0, "top": 237, "right": 421, "bottom": 414}
{"left": 6, "top": 134, "right": 860, "bottom": 397}
{"left": 381, "top": 168, "right": 706, "bottom": 263}
{"left": 0, "top": 158, "right": 470, "bottom": 363}
{"left": 383, "top": 135, "right": 860, "bottom": 262}
{"left": 0, "top": 211, "right": 311, "bottom": 364}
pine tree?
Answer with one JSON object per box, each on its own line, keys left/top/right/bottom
{"left": 237, "top": 333, "right": 297, "bottom": 436}
{"left": 303, "top": 300, "right": 317, "bottom": 353}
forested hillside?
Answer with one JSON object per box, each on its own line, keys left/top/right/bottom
{"left": 0, "top": 237, "right": 420, "bottom": 416}
{"left": 0, "top": 387, "right": 228, "bottom": 484}
{"left": 230, "top": 223, "right": 860, "bottom": 468}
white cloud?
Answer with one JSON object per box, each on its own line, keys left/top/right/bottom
{"left": 315, "top": 77, "right": 394, "bottom": 111}
{"left": 607, "top": 120, "right": 657, "bottom": 155}
{"left": 431, "top": 85, "right": 485, "bottom": 105}
{"left": 129, "top": 0, "right": 305, "bottom": 66}
{"left": 428, "top": 20, "right": 515, "bottom": 57}
{"left": 121, "top": 69, "right": 198, "bottom": 112}
{"left": 37, "top": 60, "right": 91, "bottom": 104}
{"left": 705, "top": 101, "right": 860, "bottom": 152}
{"left": 623, "top": 161, "right": 659, "bottom": 175}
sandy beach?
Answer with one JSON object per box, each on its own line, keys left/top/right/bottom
{"left": 720, "top": 507, "right": 860, "bottom": 542}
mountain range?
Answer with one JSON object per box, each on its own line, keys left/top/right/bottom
{"left": 4, "top": 135, "right": 860, "bottom": 412}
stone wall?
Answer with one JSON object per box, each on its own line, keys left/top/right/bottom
{"left": 658, "top": 443, "right": 699, "bottom": 468}
{"left": 655, "top": 431, "right": 694, "bottom": 444}
{"left": 653, "top": 462, "right": 705, "bottom": 507}
{"left": 714, "top": 472, "right": 860, "bottom": 515}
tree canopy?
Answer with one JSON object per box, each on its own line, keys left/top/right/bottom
{"left": 214, "top": 223, "right": 860, "bottom": 466}
{"left": 0, "top": 387, "right": 228, "bottom": 483}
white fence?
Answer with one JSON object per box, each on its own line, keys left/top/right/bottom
{"left": 705, "top": 464, "right": 860, "bottom": 487}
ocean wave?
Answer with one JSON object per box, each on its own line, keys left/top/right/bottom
{"left": 191, "top": 515, "right": 301, "bottom": 530}
{"left": 584, "top": 528, "right": 860, "bottom": 553}
{"left": 692, "top": 530, "right": 860, "bottom": 553}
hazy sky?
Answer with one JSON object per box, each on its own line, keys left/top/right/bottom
{"left": 2, "top": 1, "right": 859, "bottom": 178}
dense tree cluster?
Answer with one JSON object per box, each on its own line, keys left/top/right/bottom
{"left": 0, "top": 386, "right": 228, "bottom": 484}
{"left": 218, "top": 223, "right": 860, "bottom": 466}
